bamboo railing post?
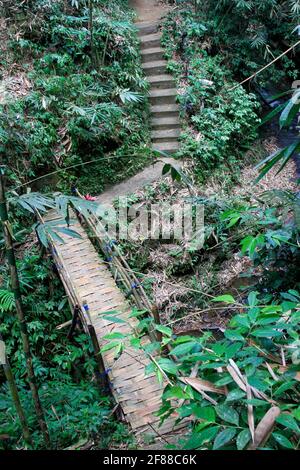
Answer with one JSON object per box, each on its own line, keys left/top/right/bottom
{"left": 0, "top": 167, "right": 51, "bottom": 448}
{"left": 67, "top": 305, "right": 80, "bottom": 340}
{"left": 83, "top": 302, "right": 107, "bottom": 389}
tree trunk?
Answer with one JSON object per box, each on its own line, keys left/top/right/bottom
{"left": 0, "top": 167, "right": 51, "bottom": 448}
{"left": 88, "top": 0, "right": 95, "bottom": 67}
{"left": 0, "top": 333, "right": 32, "bottom": 447}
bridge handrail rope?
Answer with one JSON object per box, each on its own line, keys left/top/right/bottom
{"left": 72, "top": 188, "right": 156, "bottom": 316}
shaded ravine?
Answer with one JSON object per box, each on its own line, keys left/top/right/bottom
{"left": 258, "top": 86, "right": 300, "bottom": 178}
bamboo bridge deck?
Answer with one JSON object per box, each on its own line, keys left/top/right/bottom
{"left": 44, "top": 209, "right": 185, "bottom": 448}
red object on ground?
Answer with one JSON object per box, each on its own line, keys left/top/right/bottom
{"left": 84, "top": 194, "right": 97, "bottom": 201}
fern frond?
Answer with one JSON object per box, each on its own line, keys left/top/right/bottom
{"left": 0, "top": 290, "right": 15, "bottom": 313}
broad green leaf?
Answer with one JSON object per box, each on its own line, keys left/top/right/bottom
{"left": 279, "top": 93, "right": 300, "bottom": 128}
{"left": 192, "top": 406, "right": 216, "bottom": 423}
{"left": 255, "top": 140, "right": 300, "bottom": 183}
{"left": 272, "top": 432, "right": 294, "bottom": 449}
{"left": 157, "top": 358, "right": 178, "bottom": 375}
{"left": 251, "top": 328, "right": 282, "bottom": 338}
{"left": 241, "top": 234, "right": 264, "bottom": 258}
{"left": 215, "top": 376, "right": 234, "bottom": 387}
{"left": 293, "top": 407, "right": 300, "bottom": 421}
{"left": 274, "top": 381, "right": 296, "bottom": 396}
{"left": 226, "top": 389, "right": 246, "bottom": 402}
{"left": 100, "top": 341, "right": 120, "bottom": 353}
{"left": 163, "top": 386, "right": 190, "bottom": 400}
{"left": 171, "top": 341, "right": 198, "bottom": 356}
{"left": 130, "top": 337, "right": 141, "bottom": 349}
{"left": 213, "top": 428, "right": 237, "bottom": 450}
{"left": 144, "top": 342, "right": 160, "bottom": 355}
{"left": 156, "top": 368, "right": 163, "bottom": 385}
{"left": 213, "top": 295, "right": 235, "bottom": 304}
{"left": 225, "top": 342, "right": 243, "bottom": 359}
{"left": 236, "top": 429, "right": 251, "bottom": 450}
{"left": 224, "top": 330, "right": 245, "bottom": 342}
{"left": 281, "top": 291, "right": 300, "bottom": 302}
{"left": 276, "top": 414, "right": 300, "bottom": 433}
{"left": 102, "top": 314, "right": 126, "bottom": 324}
{"left": 216, "top": 404, "right": 239, "bottom": 426}
{"left": 183, "top": 426, "right": 219, "bottom": 450}
{"left": 261, "top": 305, "right": 282, "bottom": 314}
{"left": 245, "top": 399, "right": 268, "bottom": 406}
{"left": 103, "top": 332, "right": 126, "bottom": 340}
{"left": 248, "top": 291, "right": 258, "bottom": 307}
{"left": 162, "top": 163, "right": 171, "bottom": 175}
{"left": 258, "top": 102, "right": 285, "bottom": 127}
{"left": 155, "top": 325, "right": 173, "bottom": 337}
{"left": 233, "top": 315, "right": 250, "bottom": 328}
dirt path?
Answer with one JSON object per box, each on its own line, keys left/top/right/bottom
{"left": 130, "top": 0, "right": 170, "bottom": 22}
{"left": 97, "top": 157, "right": 181, "bottom": 206}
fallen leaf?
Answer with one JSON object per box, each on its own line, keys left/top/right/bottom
{"left": 180, "top": 377, "right": 227, "bottom": 395}
{"left": 248, "top": 406, "right": 281, "bottom": 450}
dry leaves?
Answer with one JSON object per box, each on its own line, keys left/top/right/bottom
{"left": 247, "top": 407, "right": 281, "bottom": 450}
{"left": 179, "top": 376, "right": 227, "bottom": 401}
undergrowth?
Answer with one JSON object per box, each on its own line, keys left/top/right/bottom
{"left": 0, "top": 248, "right": 132, "bottom": 449}
{"left": 0, "top": 0, "right": 151, "bottom": 194}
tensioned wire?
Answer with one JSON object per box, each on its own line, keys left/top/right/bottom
{"left": 11, "top": 151, "right": 161, "bottom": 191}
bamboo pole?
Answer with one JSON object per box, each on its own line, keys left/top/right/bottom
{"left": 88, "top": 0, "right": 95, "bottom": 67}
{"left": 0, "top": 167, "right": 51, "bottom": 448}
{"left": 0, "top": 333, "right": 32, "bottom": 447}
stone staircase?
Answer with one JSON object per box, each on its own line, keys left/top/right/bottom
{"left": 137, "top": 22, "right": 180, "bottom": 155}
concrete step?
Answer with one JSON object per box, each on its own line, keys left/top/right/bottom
{"left": 136, "top": 22, "right": 159, "bottom": 36}
{"left": 139, "top": 32, "right": 161, "bottom": 49}
{"left": 149, "top": 88, "right": 177, "bottom": 105}
{"left": 150, "top": 103, "right": 180, "bottom": 118}
{"left": 148, "top": 74, "right": 175, "bottom": 90}
{"left": 142, "top": 59, "right": 167, "bottom": 76}
{"left": 152, "top": 141, "right": 180, "bottom": 155}
{"left": 141, "top": 47, "right": 164, "bottom": 63}
{"left": 152, "top": 128, "right": 181, "bottom": 143}
{"left": 151, "top": 116, "right": 181, "bottom": 130}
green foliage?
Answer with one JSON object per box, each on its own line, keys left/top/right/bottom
{"left": 0, "top": 249, "right": 130, "bottom": 449}
{"left": 0, "top": 289, "right": 15, "bottom": 313}
{"left": 111, "top": 293, "right": 300, "bottom": 451}
{"left": 162, "top": 10, "right": 260, "bottom": 182}
{"left": 171, "top": 0, "right": 299, "bottom": 82}
{"left": 0, "top": 0, "right": 150, "bottom": 194}
{"left": 220, "top": 193, "right": 300, "bottom": 293}
{"left": 256, "top": 89, "right": 300, "bottom": 181}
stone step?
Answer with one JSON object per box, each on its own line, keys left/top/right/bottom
{"left": 141, "top": 47, "right": 164, "bottom": 63}
{"left": 149, "top": 88, "right": 177, "bottom": 105}
{"left": 151, "top": 116, "right": 181, "bottom": 130}
{"left": 136, "top": 21, "right": 159, "bottom": 36}
{"left": 150, "top": 103, "right": 180, "bottom": 118}
{"left": 152, "top": 141, "right": 180, "bottom": 155}
{"left": 152, "top": 128, "right": 181, "bottom": 143}
{"left": 142, "top": 59, "right": 167, "bottom": 76}
{"left": 139, "top": 32, "right": 161, "bottom": 49}
{"left": 148, "top": 74, "right": 175, "bottom": 90}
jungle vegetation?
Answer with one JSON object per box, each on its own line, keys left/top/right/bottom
{"left": 0, "top": 0, "right": 300, "bottom": 452}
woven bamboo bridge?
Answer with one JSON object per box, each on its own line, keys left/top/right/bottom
{"left": 43, "top": 206, "right": 186, "bottom": 449}
{"left": 42, "top": 6, "right": 185, "bottom": 448}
